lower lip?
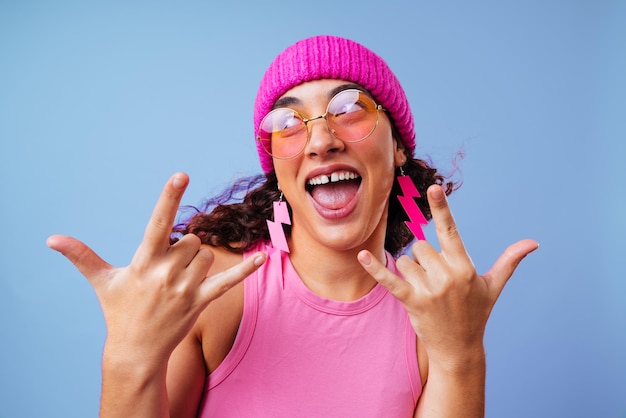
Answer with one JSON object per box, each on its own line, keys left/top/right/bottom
{"left": 308, "top": 185, "right": 361, "bottom": 220}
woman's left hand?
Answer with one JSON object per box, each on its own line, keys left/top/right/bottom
{"left": 358, "top": 184, "right": 538, "bottom": 368}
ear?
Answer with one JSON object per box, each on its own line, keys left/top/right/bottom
{"left": 393, "top": 138, "right": 407, "bottom": 168}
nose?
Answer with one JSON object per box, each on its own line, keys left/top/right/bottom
{"left": 304, "top": 116, "right": 345, "bottom": 157}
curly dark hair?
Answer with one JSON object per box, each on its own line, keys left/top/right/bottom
{"left": 171, "top": 149, "right": 456, "bottom": 257}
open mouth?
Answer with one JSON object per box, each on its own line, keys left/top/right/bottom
{"left": 306, "top": 170, "right": 362, "bottom": 210}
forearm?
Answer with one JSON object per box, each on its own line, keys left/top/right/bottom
{"left": 414, "top": 348, "right": 486, "bottom": 418}
{"left": 99, "top": 345, "right": 171, "bottom": 418}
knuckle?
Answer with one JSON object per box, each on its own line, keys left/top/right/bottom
{"left": 396, "top": 255, "right": 413, "bottom": 270}
{"left": 130, "top": 249, "right": 151, "bottom": 271}
{"left": 459, "top": 266, "right": 476, "bottom": 281}
{"left": 410, "top": 240, "right": 431, "bottom": 259}
{"left": 194, "top": 248, "right": 214, "bottom": 266}
{"left": 386, "top": 279, "right": 411, "bottom": 300}
{"left": 216, "top": 277, "right": 236, "bottom": 295}
{"left": 150, "top": 214, "right": 172, "bottom": 232}
{"left": 152, "top": 263, "right": 178, "bottom": 284}
{"left": 183, "top": 233, "right": 201, "bottom": 245}
{"left": 502, "top": 247, "right": 522, "bottom": 266}
{"left": 446, "top": 261, "right": 475, "bottom": 283}
{"left": 176, "top": 281, "right": 197, "bottom": 299}
{"left": 205, "top": 273, "right": 236, "bottom": 300}
{"left": 438, "top": 222, "right": 459, "bottom": 240}
{"left": 174, "top": 233, "right": 202, "bottom": 250}
{"left": 441, "top": 266, "right": 474, "bottom": 289}
{"left": 435, "top": 272, "right": 454, "bottom": 294}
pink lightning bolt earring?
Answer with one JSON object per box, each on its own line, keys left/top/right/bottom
{"left": 396, "top": 162, "right": 428, "bottom": 241}
{"left": 267, "top": 184, "right": 291, "bottom": 253}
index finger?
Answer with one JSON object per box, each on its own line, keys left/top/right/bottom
{"left": 142, "top": 172, "right": 189, "bottom": 253}
{"left": 428, "top": 184, "right": 467, "bottom": 259}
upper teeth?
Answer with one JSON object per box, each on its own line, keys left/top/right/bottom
{"left": 308, "top": 171, "right": 359, "bottom": 186}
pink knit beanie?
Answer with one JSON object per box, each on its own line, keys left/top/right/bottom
{"left": 254, "top": 35, "right": 415, "bottom": 174}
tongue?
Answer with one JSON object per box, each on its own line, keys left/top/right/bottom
{"left": 310, "top": 181, "right": 359, "bottom": 209}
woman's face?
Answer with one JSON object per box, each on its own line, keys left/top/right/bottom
{"left": 272, "top": 79, "right": 406, "bottom": 254}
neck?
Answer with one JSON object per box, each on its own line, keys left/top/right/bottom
{"left": 287, "top": 230, "right": 388, "bottom": 302}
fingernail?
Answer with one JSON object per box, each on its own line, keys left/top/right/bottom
{"left": 430, "top": 185, "right": 444, "bottom": 201}
{"left": 172, "top": 173, "right": 186, "bottom": 189}
{"left": 253, "top": 253, "right": 266, "bottom": 267}
{"left": 359, "top": 252, "right": 372, "bottom": 266}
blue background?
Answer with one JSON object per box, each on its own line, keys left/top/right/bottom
{"left": 1, "top": 1, "right": 624, "bottom": 417}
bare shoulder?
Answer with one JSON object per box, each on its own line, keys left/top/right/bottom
{"left": 195, "top": 245, "right": 247, "bottom": 373}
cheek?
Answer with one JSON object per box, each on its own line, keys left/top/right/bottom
{"left": 273, "top": 157, "right": 304, "bottom": 196}
{"left": 353, "top": 135, "right": 397, "bottom": 169}
{"left": 353, "top": 146, "right": 396, "bottom": 196}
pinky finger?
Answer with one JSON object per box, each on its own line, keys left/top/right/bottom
{"left": 199, "top": 252, "right": 266, "bottom": 303}
{"left": 357, "top": 250, "right": 413, "bottom": 303}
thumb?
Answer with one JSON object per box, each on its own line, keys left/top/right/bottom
{"left": 47, "top": 234, "right": 113, "bottom": 283}
{"left": 485, "top": 238, "right": 539, "bottom": 299}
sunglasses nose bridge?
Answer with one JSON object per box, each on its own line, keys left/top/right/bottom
{"left": 303, "top": 112, "right": 331, "bottom": 136}
{"left": 303, "top": 113, "right": 326, "bottom": 125}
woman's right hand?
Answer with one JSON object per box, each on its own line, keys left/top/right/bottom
{"left": 47, "top": 172, "right": 266, "bottom": 368}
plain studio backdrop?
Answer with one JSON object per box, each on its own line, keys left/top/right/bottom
{"left": 1, "top": 1, "right": 624, "bottom": 417}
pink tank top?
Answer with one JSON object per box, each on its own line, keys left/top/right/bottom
{"left": 198, "top": 242, "right": 421, "bottom": 417}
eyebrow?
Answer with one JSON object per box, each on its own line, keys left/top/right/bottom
{"left": 272, "top": 83, "right": 368, "bottom": 110}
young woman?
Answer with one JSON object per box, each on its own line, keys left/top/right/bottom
{"left": 47, "top": 35, "right": 538, "bottom": 417}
